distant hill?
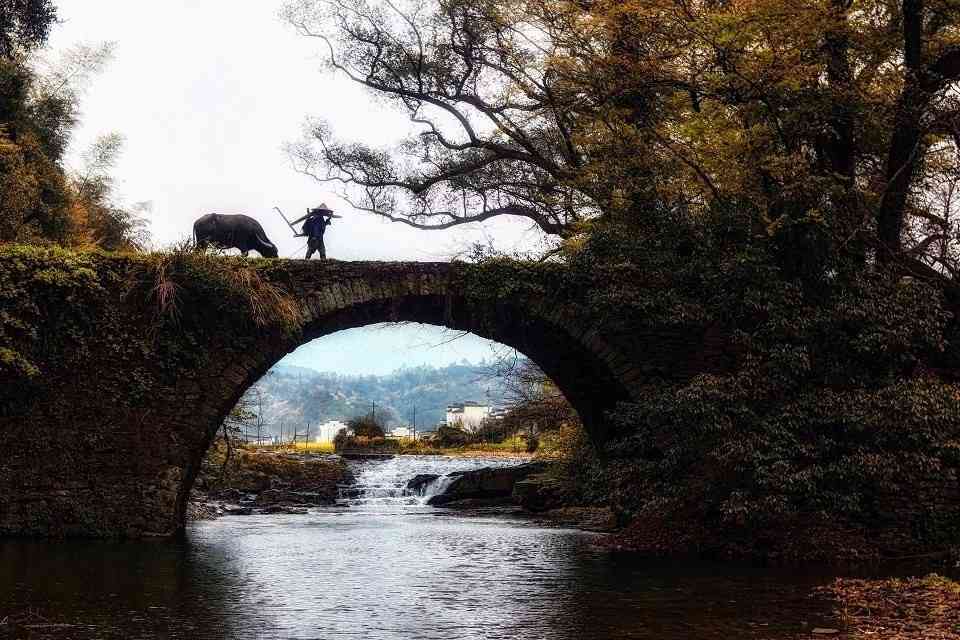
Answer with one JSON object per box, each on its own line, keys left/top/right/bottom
{"left": 242, "top": 362, "right": 508, "bottom": 437}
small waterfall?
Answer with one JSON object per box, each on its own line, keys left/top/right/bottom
{"left": 338, "top": 458, "right": 421, "bottom": 507}
{"left": 338, "top": 455, "right": 525, "bottom": 508}
{"left": 420, "top": 474, "right": 457, "bottom": 500}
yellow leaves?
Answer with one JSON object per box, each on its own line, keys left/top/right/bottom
{"left": 0, "top": 126, "right": 16, "bottom": 155}
{"left": 0, "top": 133, "right": 43, "bottom": 242}
{"left": 64, "top": 200, "right": 100, "bottom": 250}
{"left": 429, "top": 0, "right": 960, "bottom": 256}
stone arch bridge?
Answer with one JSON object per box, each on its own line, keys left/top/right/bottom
{"left": 0, "top": 250, "right": 733, "bottom": 537}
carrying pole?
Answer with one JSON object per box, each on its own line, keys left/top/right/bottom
{"left": 273, "top": 206, "right": 300, "bottom": 235}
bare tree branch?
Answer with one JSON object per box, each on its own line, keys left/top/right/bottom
{"left": 281, "top": 0, "right": 611, "bottom": 238}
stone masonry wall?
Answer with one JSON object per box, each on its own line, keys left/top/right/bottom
{"left": 0, "top": 249, "right": 732, "bottom": 537}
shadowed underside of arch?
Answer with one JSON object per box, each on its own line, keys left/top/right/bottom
{"left": 0, "top": 254, "right": 734, "bottom": 538}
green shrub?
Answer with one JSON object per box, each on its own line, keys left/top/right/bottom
{"left": 347, "top": 412, "right": 386, "bottom": 438}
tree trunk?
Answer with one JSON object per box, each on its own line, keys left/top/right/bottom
{"left": 876, "top": 0, "right": 926, "bottom": 263}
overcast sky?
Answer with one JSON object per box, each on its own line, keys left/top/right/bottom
{"left": 48, "top": 0, "right": 535, "bottom": 374}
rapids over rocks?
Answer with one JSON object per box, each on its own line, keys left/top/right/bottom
{"left": 336, "top": 455, "right": 527, "bottom": 507}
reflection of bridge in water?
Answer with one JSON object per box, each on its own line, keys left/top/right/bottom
{"left": 1, "top": 254, "right": 735, "bottom": 538}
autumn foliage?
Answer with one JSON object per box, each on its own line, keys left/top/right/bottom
{"left": 0, "top": 2, "right": 146, "bottom": 251}
{"left": 287, "top": 0, "right": 959, "bottom": 276}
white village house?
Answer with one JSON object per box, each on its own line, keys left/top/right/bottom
{"left": 445, "top": 401, "right": 491, "bottom": 432}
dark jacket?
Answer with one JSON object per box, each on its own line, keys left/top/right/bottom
{"left": 302, "top": 214, "right": 329, "bottom": 238}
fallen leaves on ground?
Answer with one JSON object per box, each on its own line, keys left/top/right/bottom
{"left": 816, "top": 574, "right": 960, "bottom": 639}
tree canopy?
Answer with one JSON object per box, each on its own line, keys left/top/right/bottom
{"left": 285, "top": 0, "right": 960, "bottom": 276}
{"left": 0, "top": 3, "right": 145, "bottom": 251}
{"left": 0, "top": 0, "right": 57, "bottom": 57}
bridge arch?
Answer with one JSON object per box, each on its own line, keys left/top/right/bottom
{"left": 208, "top": 273, "right": 637, "bottom": 445}
{"left": 0, "top": 251, "right": 729, "bottom": 538}
{"left": 170, "top": 263, "right": 643, "bottom": 532}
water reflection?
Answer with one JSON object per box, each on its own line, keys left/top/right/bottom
{"left": 1, "top": 457, "right": 847, "bottom": 639}
{"left": 1, "top": 514, "right": 842, "bottom": 639}
{"left": 1, "top": 536, "right": 245, "bottom": 638}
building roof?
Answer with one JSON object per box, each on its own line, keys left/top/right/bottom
{"left": 446, "top": 401, "right": 490, "bottom": 411}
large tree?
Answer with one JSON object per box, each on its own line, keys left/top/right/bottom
{"left": 0, "top": 53, "right": 72, "bottom": 242}
{"left": 282, "top": 0, "right": 617, "bottom": 239}
{"left": 284, "top": 0, "right": 960, "bottom": 275}
{"left": 0, "top": 0, "right": 57, "bottom": 57}
{"left": 0, "top": 11, "right": 145, "bottom": 250}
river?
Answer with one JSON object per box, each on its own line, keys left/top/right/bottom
{"left": 1, "top": 456, "right": 847, "bottom": 639}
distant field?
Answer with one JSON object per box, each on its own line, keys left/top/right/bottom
{"left": 246, "top": 441, "right": 336, "bottom": 454}
{"left": 443, "top": 437, "right": 530, "bottom": 456}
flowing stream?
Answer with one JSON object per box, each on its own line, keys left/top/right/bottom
{"left": 0, "top": 455, "right": 852, "bottom": 639}
{"left": 337, "top": 455, "right": 527, "bottom": 507}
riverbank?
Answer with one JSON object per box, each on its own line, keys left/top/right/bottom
{"left": 598, "top": 493, "right": 960, "bottom": 566}
{"left": 815, "top": 574, "right": 960, "bottom": 639}
{"left": 189, "top": 442, "right": 352, "bottom": 517}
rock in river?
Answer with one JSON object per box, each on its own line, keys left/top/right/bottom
{"left": 426, "top": 463, "right": 546, "bottom": 506}
{"left": 406, "top": 474, "right": 440, "bottom": 494}
{"left": 512, "top": 474, "right": 569, "bottom": 512}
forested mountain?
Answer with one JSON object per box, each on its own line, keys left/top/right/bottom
{"left": 244, "top": 362, "right": 508, "bottom": 436}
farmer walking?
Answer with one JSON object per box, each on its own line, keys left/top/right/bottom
{"left": 292, "top": 203, "right": 336, "bottom": 260}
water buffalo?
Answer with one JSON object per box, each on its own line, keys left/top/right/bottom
{"left": 193, "top": 213, "right": 279, "bottom": 258}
